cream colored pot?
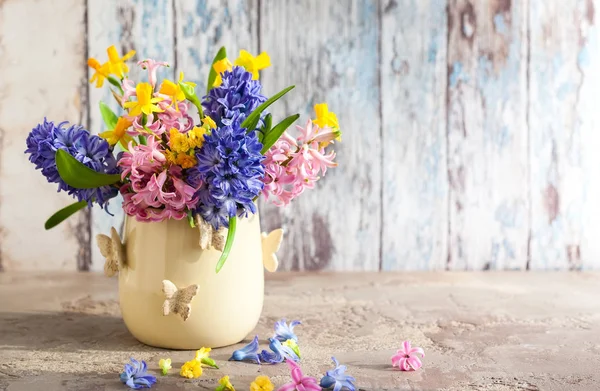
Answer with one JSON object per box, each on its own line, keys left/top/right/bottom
{"left": 95, "top": 212, "right": 282, "bottom": 350}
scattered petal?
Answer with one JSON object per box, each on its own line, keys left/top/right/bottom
{"left": 229, "top": 335, "right": 261, "bottom": 364}
{"left": 391, "top": 340, "right": 425, "bottom": 371}
{"left": 320, "top": 357, "right": 356, "bottom": 391}
{"left": 251, "top": 375, "right": 274, "bottom": 391}
{"left": 158, "top": 358, "right": 171, "bottom": 376}
{"left": 120, "top": 358, "right": 156, "bottom": 389}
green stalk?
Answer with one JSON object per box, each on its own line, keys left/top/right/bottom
{"left": 215, "top": 216, "right": 236, "bottom": 273}
{"left": 107, "top": 76, "right": 124, "bottom": 95}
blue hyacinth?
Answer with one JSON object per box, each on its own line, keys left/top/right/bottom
{"left": 120, "top": 358, "right": 156, "bottom": 389}
{"left": 25, "top": 118, "right": 119, "bottom": 208}
{"left": 274, "top": 319, "right": 301, "bottom": 342}
{"left": 258, "top": 337, "right": 300, "bottom": 364}
{"left": 320, "top": 357, "right": 356, "bottom": 391}
{"left": 202, "top": 66, "right": 267, "bottom": 128}
{"left": 229, "top": 335, "right": 261, "bottom": 363}
{"left": 190, "top": 121, "right": 264, "bottom": 229}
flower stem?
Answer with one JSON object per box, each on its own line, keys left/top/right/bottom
{"left": 215, "top": 216, "right": 236, "bottom": 273}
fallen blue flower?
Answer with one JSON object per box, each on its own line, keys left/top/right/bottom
{"left": 320, "top": 357, "right": 356, "bottom": 391}
{"left": 258, "top": 337, "right": 300, "bottom": 364}
{"left": 229, "top": 335, "right": 261, "bottom": 363}
{"left": 120, "top": 358, "right": 156, "bottom": 389}
{"left": 274, "top": 319, "right": 301, "bottom": 342}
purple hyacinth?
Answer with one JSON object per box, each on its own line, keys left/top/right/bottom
{"left": 258, "top": 337, "right": 300, "bottom": 364}
{"left": 229, "top": 335, "right": 261, "bottom": 363}
{"left": 202, "top": 66, "right": 267, "bottom": 127}
{"left": 120, "top": 358, "right": 156, "bottom": 389}
{"left": 25, "top": 118, "right": 119, "bottom": 208}
{"left": 190, "top": 121, "right": 264, "bottom": 229}
{"left": 320, "top": 357, "right": 356, "bottom": 391}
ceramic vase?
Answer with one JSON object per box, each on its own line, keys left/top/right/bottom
{"left": 110, "top": 212, "right": 272, "bottom": 349}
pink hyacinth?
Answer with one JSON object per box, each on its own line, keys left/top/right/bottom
{"left": 156, "top": 99, "right": 194, "bottom": 132}
{"left": 391, "top": 341, "right": 425, "bottom": 371}
{"left": 277, "top": 359, "right": 321, "bottom": 391}
{"left": 262, "top": 120, "right": 337, "bottom": 206}
{"left": 118, "top": 136, "right": 198, "bottom": 222}
{"left": 138, "top": 59, "right": 169, "bottom": 87}
{"left": 121, "top": 79, "right": 137, "bottom": 105}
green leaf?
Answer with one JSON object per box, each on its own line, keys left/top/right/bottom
{"left": 215, "top": 216, "right": 236, "bottom": 273}
{"left": 99, "top": 101, "right": 118, "bottom": 129}
{"left": 44, "top": 200, "right": 88, "bottom": 230}
{"left": 187, "top": 210, "right": 196, "bottom": 228}
{"left": 258, "top": 113, "right": 273, "bottom": 142}
{"left": 179, "top": 81, "right": 204, "bottom": 118}
{"left": 206, "top": 46, "right": 227, "bottom": 94}
{"left": 241, "top": 85, "right": 295, "bottom": 131}
{"left": 138, "top": 135, "right": 147, "bottom": 145}
{"left": 261, "top": 114, "right": 300, "bottom": 154}
{"left": 56, "top": 149, "right": 121, "bottom": 189}
{"left": 107, "top": 76, "right": 124, "bottom": 94}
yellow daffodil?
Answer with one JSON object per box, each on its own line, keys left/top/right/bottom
{"left": 158, "top": 358, "right": 171, "bottom": 376}
{"left": 169, "top": 128, "right": 190, "bottom": 153}
{"left": 180, "top": 360, "right": 202, "bottom": 379}
{"left": 99, "top": 117, "right": 133, "bottom": 149}
{"left": 106, "top": 45, "right": 135, "bottom": 79}
{"left": 188, "top": 126, "right": 207, "bottom": 149}
{"left": 159, "top": 72, "right": 197, "bottom": 110}
{"left": 175, "top": 153, "right": 197, "bottom": 169}
{"left": 87, "top": 58, "right": 111, "bottom": 88}
{"left": 202, "top": 116, "right": 217, "bottom": 130}
{"left": 313, "top": 103, "right": 340, "bottom": 130}
{"left": 234, "top": 50, "right": 271, "bottom": 80}
{"left": 213, "top": 58, "right": 233, "bottom": 86}
{"left": 215, "top": 375, "right": 236, "bottom": 391}
{"left": 250, "top": 375, "right": 274, "bottom": 391}
{"left": 124, "top": 82, "right": 164, "bottom": 117}
{"left": 194, "top": 346, "right": 219, "bottom": 368}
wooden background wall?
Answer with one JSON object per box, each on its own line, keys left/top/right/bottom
{"left": 1, "top": 0, "right": 599, "bottom": 271}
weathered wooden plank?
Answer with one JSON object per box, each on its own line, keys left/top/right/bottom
{"left": 174, "top": 0, "right": 258, "bottom": 91}
{"left": 0, "top": 0, "right": 88, "bottom": 270}
{"left": 447, "top": 0, "right": 529, "bottom": 270}
{"left": 380, "top": 0, "right": 448, "bottom": 270}
{"left": 259, "top": 0, "right": 382, "bottom": 271}
{"left": 87, "top": 0, "right": 176, "bottom": 271}
{"left": 529, "top": 0, "right": 600, "bottom": 270}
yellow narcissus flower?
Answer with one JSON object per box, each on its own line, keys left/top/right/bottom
{"left": 195, "top": 346, "right": 219, "bottom": 368}
{"left": 213, "top": 58, "right": 233, "bottom": 86}
{"left": 87, "top": 58, "right": 111, "bottom": 88}
{"left": 250, "top": 375, "right": 274, "bottom": 391}
{"left": 158, "top": 358, "right": 171, "bottom": 376}
{"left": 234, "top": 50, "right": 271, "bottom": 80}
{"left": 106, "top": 45, "right": 135, "bottom": 79}
{"left": 124, "top": 82, "right": 164, "bottom": 117}
{"left": 169, "top": 128, "right": 190, "bottom": 153}
{"left": 99, "top": 117, "right": 133, "bottom": 149}
{"left": 160, "top": 72, "right": 197, "bottom": 110}
{"left": 180, "top": 360, "right": 202, "bottom": 379}
{"left": 313, "top": 103, "right": 340, "bottom": 130}
{"left": 215, "top": 375, "right": 236, "bottom": 391}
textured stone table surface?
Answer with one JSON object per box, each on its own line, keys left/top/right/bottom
{"left": 1, "top": 272, "right": 600, "bottom": 391}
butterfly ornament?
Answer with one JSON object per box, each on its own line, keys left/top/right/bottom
{"left": 96, "top": 227, "right": 125, "bottom": 277}
{"left": 261, "top": 229, "right": 284, "bottom": 272}
{"left": 196, "top": 215, "right": 226, "bottom": 251}
{"left": 162, "top": 280, "right": 199, "bottom": 321}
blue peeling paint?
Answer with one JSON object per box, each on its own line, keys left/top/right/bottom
{"left": 428, "top": 39, "right": 438, "bottom": 63}
{"left": 493, "top": 14, "right": 509, "bottom": 37}
{"left": 578, "top": 44, "right": 590, "bottom": 68}
{"left": 449, "top": 62, "right": 467, "bottom": 87}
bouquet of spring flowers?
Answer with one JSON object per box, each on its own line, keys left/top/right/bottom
{"left": 25, "top": 45, "right": 341, "bottom": 272}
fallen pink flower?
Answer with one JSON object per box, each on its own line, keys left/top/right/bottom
{"left": 277, "top": 359, "right": 320, "bottom": 391}
{"left": 391, "top": 341, "right": 424, "bottom": 371}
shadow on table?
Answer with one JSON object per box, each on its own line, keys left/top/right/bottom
{"left": 0, "top": 311, "right": 157, "bottom": 352}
